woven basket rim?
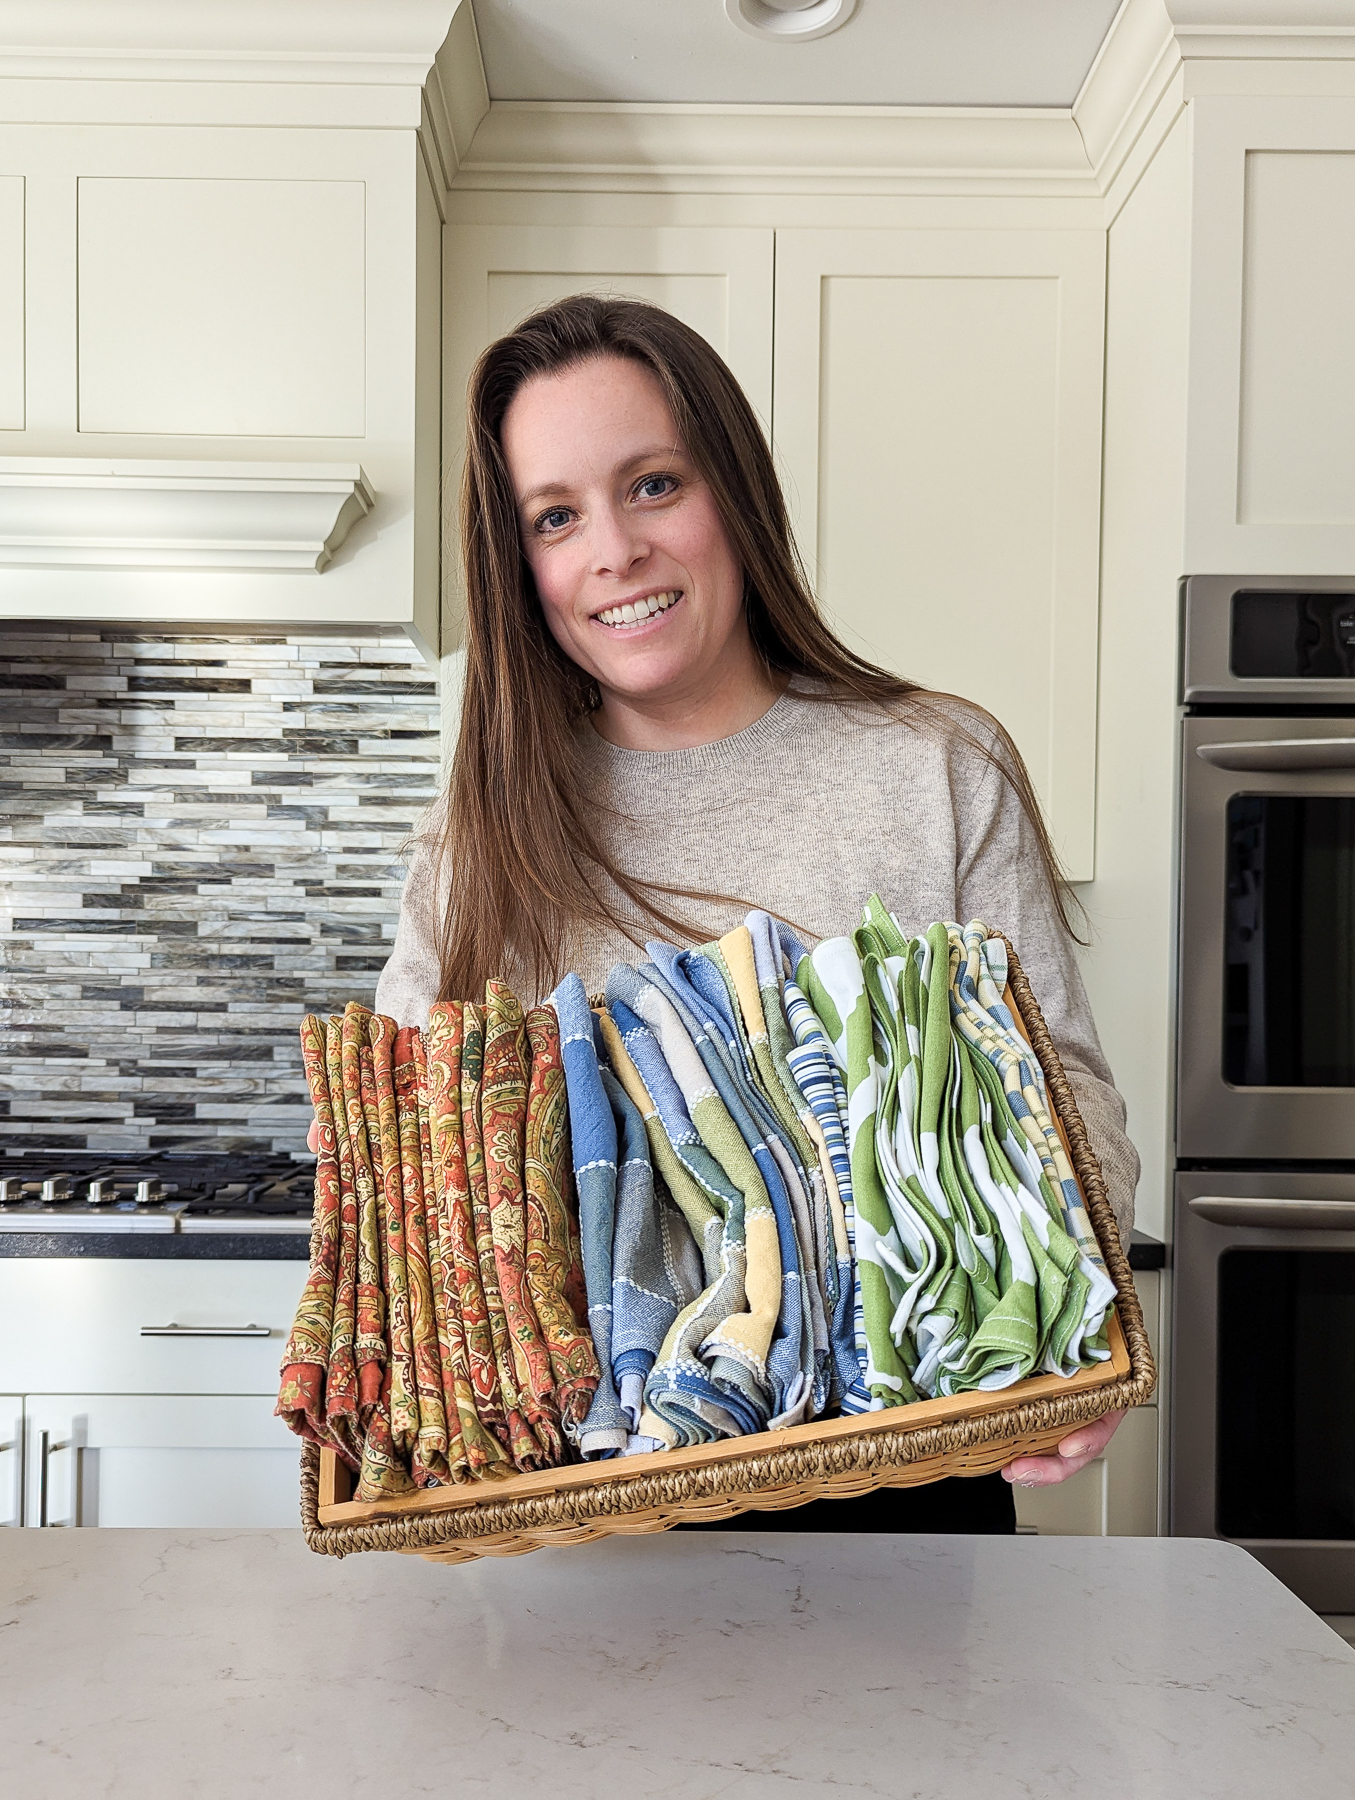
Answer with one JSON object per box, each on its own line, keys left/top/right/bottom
{"left": 299, "top": 935, "right": 1157, "bottom": 1558}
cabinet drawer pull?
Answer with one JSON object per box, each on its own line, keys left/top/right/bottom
{"left": 140, "top": 1322, "right": 271, "bottom": 1339}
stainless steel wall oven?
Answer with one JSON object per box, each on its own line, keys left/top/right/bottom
{"left": 1174, "top": 575, "right": 1355, "bottom": 1611}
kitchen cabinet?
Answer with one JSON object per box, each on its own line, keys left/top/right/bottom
{"left": 439, "top": 219, "right": 1106, "bottom": 873}
{"left": 22, "top": 1394, "right": 301, "bottom": 1530}
{"left": 0, "top": 1259, "right": 308, "bottom": 1396}
{"left": 3, "top": 1257, "right": 309, "bottom": 1528}
{"left": 1015, "top": 1269, "right": 1162, "bottom": 1537}
{"left": 0, "top": 2, "right": 483, "bottom": 652}
{"left": 441, "top": 222, "right": 775, "bottom": 641}
{"left": 443, "top": 223, "right": 775, "bottom": 432}
{"left": 772, "top": 227, "right": 1106, "bottom": 880}
{"left": 1184, "top": 96, "right": 1355, "bottom": 576}
{"left": 0, "top": 1397, "right": 21, "bottom": 1526}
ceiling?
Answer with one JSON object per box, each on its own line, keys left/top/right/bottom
{"left": 470, "top": 0, "right": 1126, "bottom": 109}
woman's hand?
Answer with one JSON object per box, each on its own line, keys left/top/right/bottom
{"left": 1002, "top": 1408, "right": 1124, "bottom": 1488}
{"left": 306, "top": 1120, "right": 321, "bottom": 1155}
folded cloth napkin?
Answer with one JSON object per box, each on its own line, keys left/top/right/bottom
{"left": 948, "top": 923, "right": 1115, "bottom": 1369}
{"left": 743, "top": 912, "right": 860, "bottom": 1407}
{"left": 461, "top": 1000, "right": 548, "bottom": 1471}
{"left": 598, "top": 997, "right": 772, "bottom": 1445}
{"left": 549, "top": 973, "right": 634, "bottom": 1459}
{"left": 393, "top": 1025, "right": 468, "bottom": 1484}
{"left": 780, "top": 980, "right": 874, "bottom": 1409}
{"left": 363, "top": 1012, "right": 420, "bottom": 1472}
{"left": 711, "top": 928, "right": 834, "bottom": 1414}
{"left": 795, "top": 937, "right": 919, "bottom": 1406}
{"left": 345, "top": 1006, "right": 411, "bottom": 1500}
{"left": 607, "top": 963, "right": 801, "bottom": 1425}
{"left": 277, "top": 1013, "right": 347, "bottom": 1458}
{"left": 424, "top": 1002, "right": 513, "bottom": 1475}
{"left": 521, "top": 1005, "right": 600, "bottom": 1441}
{"left": 601, "top": 1063, "right": 704, "bottom": 1449}
{"left": 482, "top": 981, "right": 564, "bottom": 1464}
{"left": 621, "top": 952, "right": 813, "bottom": 1421}
{"left": 322, "top": 1015, "right": 362, "bottom": 1459}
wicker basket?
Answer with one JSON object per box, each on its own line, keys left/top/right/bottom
{"left": 300, "top": 939, "right": 1156, "bottom": 1562}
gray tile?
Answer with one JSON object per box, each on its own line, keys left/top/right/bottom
{"left": 0, "top": 627, "right": 437, "bottom": 1153}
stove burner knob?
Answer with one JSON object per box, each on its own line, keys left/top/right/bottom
{"left": 41, "top": 1177, "right": 74, "bottom": 1204}
{"left": 87, "top": 1181, "right": 117, "bottom": 1205}
{"left": 135, "top": 1180, "right": 163, "bottom": 1206}
{"left": 0, "top": 1178, "right": 21, "bottom": 1205}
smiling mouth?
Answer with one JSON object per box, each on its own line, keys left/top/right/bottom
{"left": 594, "top": 589, "right": 683, "bottom": 630}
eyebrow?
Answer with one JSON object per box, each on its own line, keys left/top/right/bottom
{"left": 516, "top": 443, "right": 683, "bottom": 512}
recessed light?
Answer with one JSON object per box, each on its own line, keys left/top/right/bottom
{"left": 724, "top": 0, "right": 858, "bottom": 44}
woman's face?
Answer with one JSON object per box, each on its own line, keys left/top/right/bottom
{"left": 501, "top": 355, "right": 748, "bottom": 714}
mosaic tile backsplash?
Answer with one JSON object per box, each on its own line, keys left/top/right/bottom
{"left": 0, "top": 628, "right": 440, "bottom": 1155}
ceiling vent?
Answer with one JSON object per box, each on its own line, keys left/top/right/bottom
{"left": 724, "top": 0, "right": 858, "bottom": 43}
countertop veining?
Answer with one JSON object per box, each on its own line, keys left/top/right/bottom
{"left": 3, "top": 1529, "right": 1351, "bottom": 1799}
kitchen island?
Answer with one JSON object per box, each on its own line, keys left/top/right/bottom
{"left": 3, "top": 1529, "right": 1352, "bottom": 1798}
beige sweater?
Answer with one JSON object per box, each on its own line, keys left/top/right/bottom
{"left": 376, "top": 688, "right": 1139, "bottom": 1244}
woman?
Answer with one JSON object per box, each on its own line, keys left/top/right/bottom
{"left": 370, "top": 294, "right": 1138, "bottom": 1529}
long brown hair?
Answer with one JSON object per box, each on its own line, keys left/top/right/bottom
{"left": 436, "top": 293, "right": 1078, "bottom": 999}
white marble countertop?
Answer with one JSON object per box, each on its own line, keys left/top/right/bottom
{"left": 4, "top": 1530, "right": 1354, "bottom": 1799}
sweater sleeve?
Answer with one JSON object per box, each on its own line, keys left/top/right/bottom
{"left": 373, "top": 808, "right": 447, "bottom": 1032}
{"left": 950, "top": 730, "right": 1140, "bottom": 1250}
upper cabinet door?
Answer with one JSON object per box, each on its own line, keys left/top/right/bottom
{"left": 1187, "top": 97, "right": 1355, "bottom": 577}
{"left": 443, "top": 224, "right": 774, "bottom": 436}
{"left": 773, "top": 228, "right": 1106, "bottom": 881}
{"left": 441, "top": 223, "right": 773, "bottom": 650}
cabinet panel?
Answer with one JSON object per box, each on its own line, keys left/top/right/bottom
{"left": 443, "top": 224, "right": 774, "bottom": 431}
{"left": 1014, "top": 1402, "right": 1159, "bottom": 1538}
{"left": 1239, "top": 151, "right": 1355, "bottom": 526}
{"left": 23, "top": 1394, "right": 300, "bottom": 1529}
{"left": 0, "top": 1259, "right": 309, "bottom": 1395}
{"left": 0, "top": 176, "right": 21, "bottom": 430}
{"left": 0, "top": 1396, "right": 20, "bottom": 1526}
{"left": 441, "top": 224, "right": 774, "bottom": 652}
{"left": 1186, "top": 97, "right": 1355, "bottom": 572}
{"left": 774, "top": 228, "right": 1105, "bottom": 879}
{"left": 76, "top": 176, "right": 366, "bottom": 438}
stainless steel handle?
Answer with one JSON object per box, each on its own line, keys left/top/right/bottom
{"left": 1196, "top": 737, "right": 1355, "bottom": 771}
{"left": 140, "top": 1322, "right": 271, "bottom": 1339}
{"left": 1188, "top": 1196, "right": 1355, "bottom": 1230}
{"left": 38, "top": 1430, "right": 71, "bottom": 1527}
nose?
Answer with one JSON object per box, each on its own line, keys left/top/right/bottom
{"left": 589, "top": 497, "right": 648, "bottom": 579}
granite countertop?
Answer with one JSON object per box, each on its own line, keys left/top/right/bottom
{"left": 3, "top": 1530, "right": 1351, "bottom": 1798}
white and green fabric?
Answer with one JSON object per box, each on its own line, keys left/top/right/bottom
{"left": 948, "top": 922, "right": 1115, "bottom": 1368}
{"left": 794, "top": 932, "right": 920, "bottom": 1407}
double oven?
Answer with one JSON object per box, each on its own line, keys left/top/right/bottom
{"left": 1175, "top": 575, "right": 1355, "bottom": 1611}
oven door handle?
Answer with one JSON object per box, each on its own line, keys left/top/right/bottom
{"left": 1188, "top": 1196, "right": 1355, "bottom": 1229}
{"left": 1196, "top": 737, "right": 1355, "bottom": 771}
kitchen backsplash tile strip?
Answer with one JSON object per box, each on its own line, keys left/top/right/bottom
{"left": 0, "top": 629, "right": 440, "bottom": 1155}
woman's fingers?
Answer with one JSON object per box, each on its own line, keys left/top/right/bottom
{"left": 307, "top": 1119, "right": 321, "bottom": 1155}
{"left": 1001, "top": 1408, "right": 1125, "bottom": 1488}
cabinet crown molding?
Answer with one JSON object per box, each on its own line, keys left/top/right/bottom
{"left": 450, "top": 0, "right": 1355, "bottom": 201}
{"left": 0, "top": 0, "right": 463, "bottom": 81}
{"left": 0, "top": 458, "right": 373, "bottom": 574}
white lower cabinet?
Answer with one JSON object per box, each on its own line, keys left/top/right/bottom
{"left": 1, "top": 1396, "right": 21, "bottom": 1526}
{"left": 2, "top": 1256, "right": 310, "bottom": 1527}
{"left": 1015, "top": 1270, "right": 1163, "bottom": 1537}
{"left": 21, "top": 1393, "right": 302, "bottom": 1529}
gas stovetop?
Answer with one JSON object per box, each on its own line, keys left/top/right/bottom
{"left": 0, "top": 1150, "right": 316, "bottom": 1234}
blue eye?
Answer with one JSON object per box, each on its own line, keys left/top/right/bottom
{"left": 636, "top": 475, "right": 677, "bottom": 501}
{"left": 536, "top": 507, "right": 572, "bottom": 533}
